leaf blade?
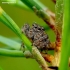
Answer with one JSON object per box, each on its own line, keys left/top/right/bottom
{"left": 0, "top": 35, "right": 21, "bottom": 50}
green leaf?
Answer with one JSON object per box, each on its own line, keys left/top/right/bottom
{"left": 59, "top": 0, "right": 70, "bottom": 70}
{"left": 0, "top": 48, "right": 24, "bottom": 57}
{"left": 0, "top": 7, "right": 32, "bottom": 51}
{"left": 0, "top": 35, "right": 21, "bottom": 50}
{"left": 0, "top": 48, "right": 32, "bottom": 57}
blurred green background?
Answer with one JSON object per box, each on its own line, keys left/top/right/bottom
{"left": 0, "top": 0, "right": 55, "bottom": 70}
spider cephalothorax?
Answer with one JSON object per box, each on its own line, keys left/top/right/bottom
{"left": 21, "top": 23, "right": 51, "bottom": 51}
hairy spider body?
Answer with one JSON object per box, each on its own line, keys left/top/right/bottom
{"left": 21, "top": 23, "right": 51, "bottom": 51}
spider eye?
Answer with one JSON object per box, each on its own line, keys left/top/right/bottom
{"left": 35, "top": 27, "right": 37, "bottom": 28}
{"left": 42, "top": 27, "right": 44, "bottom": 30}
{"left": 38, "top": 28, "right": 41, "bottom": 30}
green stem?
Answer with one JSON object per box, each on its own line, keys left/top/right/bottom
{"left": 59, "top": 0, "right": 70, "bottom": 70}
{"left": 0, "top": 48, "right": 32, "bottom": 57}
{"left": 0, "top": 7, "right": 32, "bottom": 51}
{"left": 21, "top": 0, "right": 50, "bottom": 20}
{"left": 0, "top": 48, "right": 24, "bottom": 57}
{"left": 21, "top": 0, "right": 43, "bottom": 10}
{"left": 32, "top": 47, "right": 48, "bottom": 70}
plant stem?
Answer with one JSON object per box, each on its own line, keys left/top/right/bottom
{"left": 51, "top": 0, "right": 63, "bottom": 67}
{"left": 0, "top": 48, "right": 24, "bottom": 57}
{"left": 0, "top": 48, "right": 32, "bottom": 57}
{"left": 32, "top": 47, "right": 49, "bottom": 70}
{"left": 59, "top": 0, "right": 70, "bottom": 70}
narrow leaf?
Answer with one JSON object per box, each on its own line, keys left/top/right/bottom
{"left": 0, "top": 35, "right": 21, "bottom": 50}
{"left": 0, "top": 7, "right": 32, "bottom": 51}
{"left": 0, "top": 48, "right": 24, "bottom": 57}
{"left": 59, "top": 0, "right": 70, "bottom": 70}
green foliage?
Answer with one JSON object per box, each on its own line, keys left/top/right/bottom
{"left": 0, "top": 0, "right": 70, "bottom": 70}
{"left": 0, "top": 48, "right": 24, "bottom": 57}
{"left": 0, "top": 35, "right": 21, "bottom": 50}
{"left": 59, "top": 0, "right": 70, "bottom": 70}
{"left": 0, "top": 7, "right": 32, "bottom": 51}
